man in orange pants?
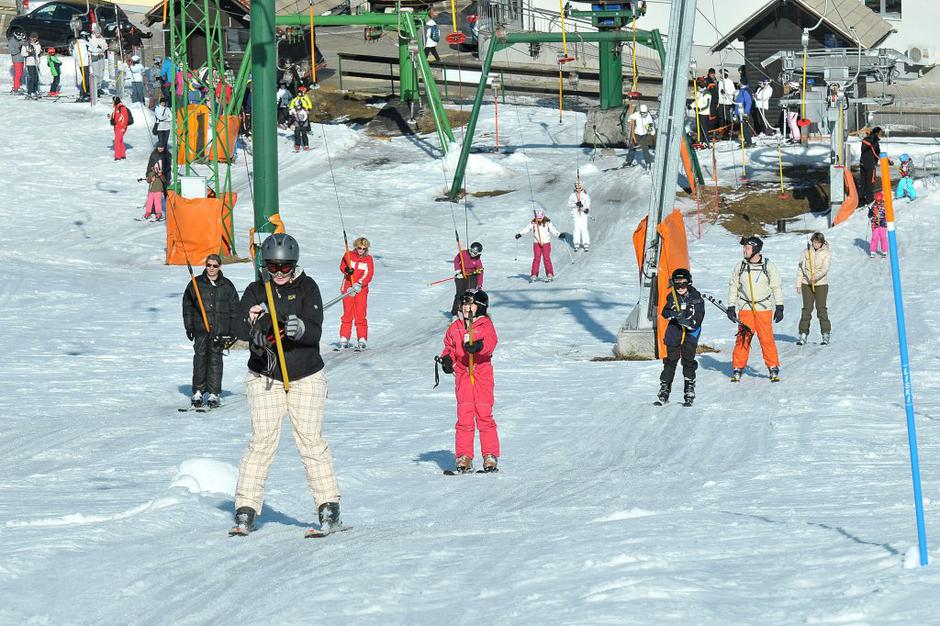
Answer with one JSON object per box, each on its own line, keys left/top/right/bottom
{"left": 338, "top": 236, "right": 374, "bottom": 350}
{"left": 725, "top": 235, "right": 784, "bottom": 382}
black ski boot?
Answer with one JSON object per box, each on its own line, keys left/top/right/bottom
{"left": 229, "top": 506, "right": 256, "bottom": 536}
{"left": 306, "top": 502, "right": 343, "bottom": 538}
{"left": 655, "top": 382, "right": 671, "bottom": 405}
{"left": 683, "top": 378, "right": 696, "bottom": 406}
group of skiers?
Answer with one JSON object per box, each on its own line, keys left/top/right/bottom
{"left": 277, "top": 83, "right": 315, "bottom": 152}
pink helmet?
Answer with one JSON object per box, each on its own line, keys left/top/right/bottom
{"left": 533, "top": 208, "right": 545, "bottom": 219}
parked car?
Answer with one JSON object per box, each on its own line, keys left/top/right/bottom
{"left": 6, "top": 0, "right": 139, "bottom": 51}
{"left": 457, "top": 1, "right": 479, "bottom": 52}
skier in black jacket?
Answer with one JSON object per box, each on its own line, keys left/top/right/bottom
{"left": 230, "top": 233, "right": 342, "bottom": 538}
{"left": 657, "top": 268, "right": 705, "bottom": 406}
{"left": 182, "top": 254, "right": 240, "bottom": 408}
{"left": 859, "top": 127, "right": 891, "bottom": 206}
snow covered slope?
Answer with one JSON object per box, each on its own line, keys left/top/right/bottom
{"left": 1, "top": 92, "right": 940, "bottom": 624}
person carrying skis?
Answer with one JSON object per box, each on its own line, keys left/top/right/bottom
{"left": 289, "top": 100, "right": 311, "bottom": 152}
{"left": 515, "top": 207, "right": 564, "bottom": 282}
{"left": 726, "top": 235, "right": 784, "bottom": 382}
{"left": 21, "top": 32, "right": 42, "bottom": 99}
{"left": 46, "top": 47, "right": 62, "bottom": 97}
{"left": 869, "top": 191, "right": 888, "bottom": 258}
{"left": 657, "top": 268, "right": 704, "bottom": 405}
{"left": 108, "top": 96, "right": 130, "bottom": 160}
{"left": 896, "top": 153, "right": 917, "bottom": 202}
{"left": 232, "top": 233, "right": 343, "bottom": 537}
{"left": 338, "top": 236, "right": 374, "bottom": 350}
{"left": 142, "top": 158, "right": 166, "bottom": 221}
{"left": 624, "top": 103, "right": 656, "bottom": 168}
{"left": 567, "top": 181, "right": 591, "bottom": 251}
{"left": 438, "top": 288, "right": 500, "bottom": 473}
{"left": 796, "top": 232, "right": 831, "bottom": 346}
{"left": 451, "top": 241, "right": 484, "bottom": 319}
{"left": 182, "top": 254, "right": 239, "bottom": 409}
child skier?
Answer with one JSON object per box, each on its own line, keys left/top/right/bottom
{"left": 289, "top": 101, "right": 311, "bottom": 152}
{"left": 567, "top": 181, "right": 591, "bottom": 251}
{"left": 515, "top": 207, "right": 564, "bottom": 282}
{"left": 338, "top": 236, "right": 374, "bottom": 350}
{"left": 21, "top": 32, "right": 42, "bottom": 99}
{"left": 451, "top": 241, "right": 484, "bottom": 319}
{"left": 896, "top": 153, "right": 917, "bottom": 202}
{"left": 438, "top": 288, "right": 500, "bottom": 473}
{"left": 46, "top": 48, "right": 62, "bottom": 96}
{"left": 657, "top": 268, "right": 704, "bottom": 406}
{"left": 869, "top": 191, "right": 888, "bottom": 258}
{"left": 142, "top": 160, "right": 165, "bottom": 221}
{"left": 276, "top": 82, "right": 292, "bottom": 127}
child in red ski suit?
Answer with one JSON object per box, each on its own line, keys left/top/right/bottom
{"left": 515, "top": 207, "right": 564, "bottom": 282}
{"left": 439, "top": 289, "right": 499, "bottom": 473}
{"left": 339, "top": 236, "right": 374, "bottom": 349}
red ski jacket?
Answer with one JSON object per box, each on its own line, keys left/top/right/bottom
{"left": 340, "top": 251, "right": 374, "bottom": 290}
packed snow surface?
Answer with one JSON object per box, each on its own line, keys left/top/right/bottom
{"left": 2, "top": 75, "right": 940, "bottom": 623}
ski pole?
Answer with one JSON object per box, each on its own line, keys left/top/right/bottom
{"left": 428, "top": 275, "right": 458, "bottom": 287}
{"left": 702, "top": 293, "right": 752, "bottom": 335}
{"left": 262, "top": 274, "right": 290, "bottom": 392}
{"left": 323, "top": 282, "right": 361, "bottom": 309}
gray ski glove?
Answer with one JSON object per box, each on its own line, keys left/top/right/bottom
{"left": 285, "top": 314, "right": 305, "bottom": 340}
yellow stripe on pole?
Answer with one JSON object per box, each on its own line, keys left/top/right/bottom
{"left": 309, "top": 0, "right": 317, "bottom": 84}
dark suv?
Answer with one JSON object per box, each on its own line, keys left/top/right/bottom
{"left": 6, "top": 0, "right": 138, "bottom": 50}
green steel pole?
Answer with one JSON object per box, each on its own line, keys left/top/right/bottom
{"left": 226, "top": 45, "right": 252, "bottom": 117}
{"left": 402, "top": 15, "right": 454, "bottom": 147}
{"left": 398, "top": 35, "right": 418, "bottom": 102}
{"left": 598, "top": 39, "right": 623, "bottom": 110}
{"left": 252, "top": 0, "right": 278, "bottom": 256}
{"left": 447, "top": 40, "right": 496, "bottom": 199}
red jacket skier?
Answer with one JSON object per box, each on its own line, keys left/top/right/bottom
{"left": 450, "top": 241, "right": 484, "bottom": 318}
{"left": 439, "top": 288, "right": 500, "bottom": 473}
{"left": 339, "top": 236, "right": 374, "bottom": 349}
{"left": 109, "top": 97, "right": 130, "bottom": 160}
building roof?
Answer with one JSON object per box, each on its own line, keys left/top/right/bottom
{"left": 710, "top": 0, "right": 895, "bottom": 53}
{"left": 144, "top": 0, "right": 319, "bottom": 25}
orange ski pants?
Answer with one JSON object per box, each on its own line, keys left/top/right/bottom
{"left": 732, "top": 309, "right": 779, "bottom": 369}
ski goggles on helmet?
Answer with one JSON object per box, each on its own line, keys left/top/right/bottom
{"left": 673, "top": 280, "right": 690, "bottom": 290}
{"left": 265, "top": 261, "right": 295, "bottom": 275}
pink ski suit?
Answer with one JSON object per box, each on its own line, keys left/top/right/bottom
{"left": 441, "top": 316, "right": 499, "bottom": 460}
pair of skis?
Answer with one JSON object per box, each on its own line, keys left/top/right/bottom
{"left": 229, "top": 522, "right": 352, "bottom": 539}
{"left": 443, "top": 467, "right": 499, "bottom": 476}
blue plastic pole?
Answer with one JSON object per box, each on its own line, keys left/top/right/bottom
{"left": 879, "top": 152, "right": 928, "bottom": 567}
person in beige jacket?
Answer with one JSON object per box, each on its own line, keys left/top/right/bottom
{"left": 796, "top": 232, "right": 831, "bottom": 346}
{"left": 726, "top": 235, "right": 784, "bottom": 382}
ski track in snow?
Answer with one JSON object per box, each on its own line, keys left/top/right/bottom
{"left": 1, "top": 62, "right": 940, "bottom": 623}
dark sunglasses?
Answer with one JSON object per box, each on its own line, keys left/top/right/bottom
{"left": 673, "top": 281, "right": 689, "bottom": 289}
{"left": 206, "top": 263, "right": 220, "bottom": 268}
{"left": 265, "top": 261, "right": 295, "bottom": 274}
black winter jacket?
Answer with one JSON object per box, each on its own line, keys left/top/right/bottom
{"left": 860, "top": 134, "right": 882, "bottom": 170}
{"left": 182, "top": 270, "right": 240, "bottom": 337}
{"left": 661, "top": 285, "right": 705, "bottom": 347}
{"left": 237, "top": 272, "right": 324, "bottom": 381}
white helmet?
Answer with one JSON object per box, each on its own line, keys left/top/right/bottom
{"left": 639, "top": 104, "right": 649, "bottom": 114}
{"left": 131, "top": 54, "right": 140, "bottom": 62}
{"left": 533, "top": 207, "right": 545, "bottom": 219}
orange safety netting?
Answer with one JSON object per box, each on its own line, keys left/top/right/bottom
{"left": 632, "top": 216, "right": 648, "bottom": 280}
{"left": 680, "top": 140, "right": 697, "bottom": 194}
{"left": 248, "top": 213, "right": 287, "bottom": 261}
{"left": 166, "top": 191, "right": 225, "bottom": 265}
{"left": 208, "top": 115, "right": 241, "bottom": 163}
{"left": 176, "top": 104, "right": 209, "bottom": 164}
{"left": 655, "top": 209, "right": 691, "bottom": 358}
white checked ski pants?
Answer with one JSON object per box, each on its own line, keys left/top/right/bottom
{"left": 235, "top": 370, "right": 340, "bottom": 514}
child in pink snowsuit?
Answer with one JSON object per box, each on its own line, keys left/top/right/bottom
{"left": 143, "top": 161, "right": 165, "bottom": 220}
{"left": 439, "top": 288, "right": 500, "bottom": 473}
{"left": 868, "top": 191, "right": 888, "bottom": 258}
{"left": 515, "top": 207, "right": 563, "bottom": 282}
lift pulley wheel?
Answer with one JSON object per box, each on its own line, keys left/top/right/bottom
{"left": 627, "top": 91, "right": 642, "bottom": 98}
{"left": 557, "top": 56, "right": 576, "bottom": 64}
{"left": 446, "top": 32, "right": 467, "bottom": 45}
{"left": 797, "top": 118, "right": 812, "bottom": 127}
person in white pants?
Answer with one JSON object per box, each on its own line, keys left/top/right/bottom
{"left": 567, "top": 182, "right": 592, "bottom": 251}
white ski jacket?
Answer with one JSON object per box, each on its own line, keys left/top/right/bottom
{"left": 728, "top": 256, "right": 783, "bottom": 312}
{"left": 755, "top": 84, "right": 773, "bottom": 111}
{"left": 567, "top": 191, "right": 591, "bottom": 217}
{"left": 518, "top": 219, "right": 561, "bottom": 244}
{"left": 797, "top": 243, "right": 831, "bottom": 288}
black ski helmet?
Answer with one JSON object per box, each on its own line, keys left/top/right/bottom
{"left": 461, "top": 288, "right": 488, "bottom": 315}
{"left": 468, "top": 242, "right": 483, "bottom": 258}
{"left": 261, "top": 233, "right": 300, "bottom": 263}
{"left": 739, "top": 235, "right": 763, "bottom": 256}
{"left": 671, "top": 268, "right": 692, "bottom": 285}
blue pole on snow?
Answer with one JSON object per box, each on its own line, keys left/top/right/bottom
{"left": 879, "top": 152, "right": 928, "bottom": 566}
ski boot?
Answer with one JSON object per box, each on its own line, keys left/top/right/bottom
{"left": 768, "top": 366, "right": 781, "bottom": 383}
{"left": 206, "top": 393, "right": 221, "bottom": 409}
{"left": 682, "top": 378, "right": 695, "bottom": 407}
{"left": 582, "top": 245, "right": 590, "bottom": 252}
{"left": 337, "top": 337, "right": 350, "bottom": 351}
{"left": 304, "top": 502, "right": 345, "bottom": 538}
{"left": 655, "top": 382, "right": 670, "bottom": 405}
{"left": 820, "top": 332, "right": 830, "bottom": 346}
{"left": 481, "top": 454, "right": 499, "bottom": 473}
{"left": 356, "top": 339, "right": 367, "bottom": 351}
{"left": 229, "top": 506, "right": 256, "bottom": 536}
{"left": 191, "top": 390, "right": 204, "bottom": 407}
{"left": 796, "top": 332, "right": 808, "bottom": 346}
{"left": 455, "top": 455, "right": 473, "bottom": 474}
{"left": 530, "top": 275, "right": 538, "bottom": 283}
{"left": 730, "top": 369, "right": 743, "bottom": 383}
{"left": 545, "top": 274, "right": 555, "bottom": 282}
